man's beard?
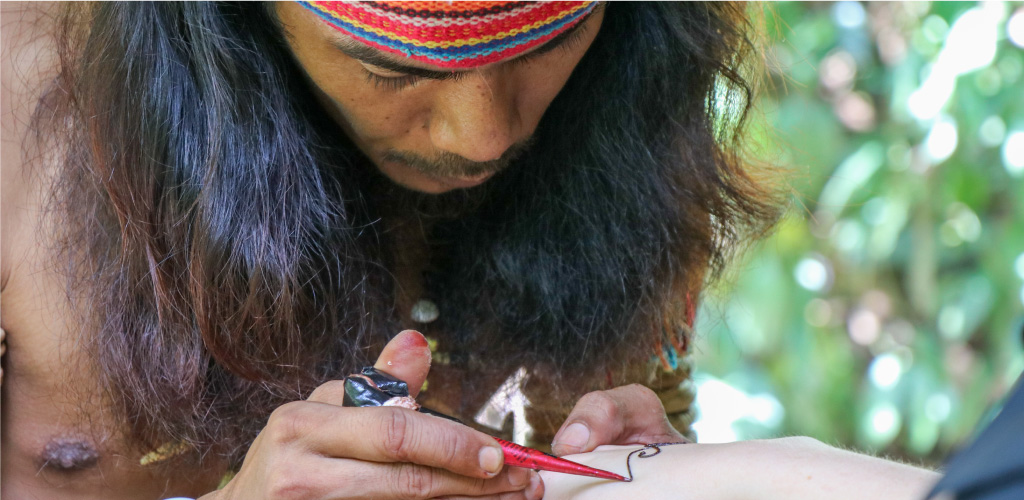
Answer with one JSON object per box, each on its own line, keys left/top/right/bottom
{"left": 381, "top": 137, "right": 534, "bottom": 180}
{"left": 371, "top": 138, "right": 535, "bottom": 220}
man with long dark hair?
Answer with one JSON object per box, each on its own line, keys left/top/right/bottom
{"left": 1, "top": 2, "right": 780, "bottom": 498}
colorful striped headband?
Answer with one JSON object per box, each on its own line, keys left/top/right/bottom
{"left": 298, "top": 1, "right": 598, "bottom": 69}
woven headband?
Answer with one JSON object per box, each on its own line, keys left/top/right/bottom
{"left": 298, "top": 1, "right": 597, "bottom": 69}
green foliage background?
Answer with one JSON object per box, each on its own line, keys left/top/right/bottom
{"left": 692, "top": 1, "right": 1024, "bottom": 466}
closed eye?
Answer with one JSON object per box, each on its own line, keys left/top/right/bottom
{"left": 360, "top": 18, "right": 592, "bottom": 92}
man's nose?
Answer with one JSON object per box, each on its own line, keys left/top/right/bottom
{"left": 428, "top": 72, "right": 523, "bottom": 163}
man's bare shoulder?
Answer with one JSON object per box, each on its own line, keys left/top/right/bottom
{"left": 2, "top": 1, "right": 61, "bottom": 290}
{"left": 0, "top": 7, "right": 231, "bottom": 497}
{"left": 1, "top": 1, "right": 61, "bottom": 148}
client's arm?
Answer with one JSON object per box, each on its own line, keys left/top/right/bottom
{"left": 540, "top": 438, "right": 940, "bottom": 500}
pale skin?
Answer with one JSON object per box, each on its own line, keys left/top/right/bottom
{"left": 2, "top": 3, "right": 685, "bottom": 499}
{"left": 541, "top": 442, "right": 940, "bottom": 500}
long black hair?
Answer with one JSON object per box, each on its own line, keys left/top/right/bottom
{"left": 42, "top": 2, "right": 781, "bottom": 467}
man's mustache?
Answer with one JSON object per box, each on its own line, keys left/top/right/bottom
{"left": 382, "top": 138, "right": 534, "bottom": 179}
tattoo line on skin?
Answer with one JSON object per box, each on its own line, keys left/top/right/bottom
{"left": 622, "top": 442, "right": 686, "bottom": 483}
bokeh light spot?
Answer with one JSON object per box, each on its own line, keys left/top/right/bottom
{"left": 908, "top": 7, "right": 1002, "bottom": 120}
{"left": 944, "top": 202, "right": 982, "bottom": 243}
{"left": 805, "top": 298, "right": 833, "bottom": 328}
{"left": 693, "top": 377, "right": 745, "bottom": 443}
{"left": 861, "top": 197, "right": 889, "bottom": 226}
{"left": 820, "top": 50, "right": 857, "bottom": 91}
{"left": 940, "top": 221, "right": 964, "bottom": 247}
{"left": 887, "top": 142, "right": 912, "bottom": 171}
{"left": 979, "top": 115, "right": 1007, "bottom": 147}
{"left": 865, "top": 403, "right": 902, "bottom": 447}
{"left": 1002, "top": 130, "right": 1024, "bottom": 176}
{"left": 833, "top": 1, "right": 866, "bottom": 30}
{"left": 872, "top": 406, "right": 899, "bottom": 433}
{"left": 941, "top": 7, "right": 1001, "bottom": 75}
{"left": 832, "top": 219, "right": 866, "bottom": 254}
{"left": 907, "top": 69, "right": 954, "bottom": 121}
{"left": 998, "top": 54, "right": 1023, "bottom": 84}
{"left": 938, "top": 305, "right": 967, "bottom": 339}
{"left": 886, "top": 320, "right": 917, "bottom": 345}
{"left": 974, "top": 67, "right": 1003, "bottom": 96}
{"left": 795, "top": 256, "right": 832, "bottom": 292}
{"left": 921, "top": 15, "right": 950, "bottom": 44}
{"left": 869, "top": 353, "right": 903, "bottom": 388}
{"left": 835, "top": 92, "right": 876, "bottom": 132}
{"left": 849, "top": 309, "right": 881, "bottom": 346}
{"left": 925, "top": 115, "right": 959, "bottom": 163}
{"left": 1008, "top": 8, "right": 1024, "bottom": 48}
{"left": 863, "top": 290, "right": 893, "bottom": 317}
{"left": 925, "top": 393, "right": 952, "bottom": 422}
{"left": 749, "top": 393, "right": 785, "bottom": 427}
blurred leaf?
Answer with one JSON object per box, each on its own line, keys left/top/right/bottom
{"left": 693, "top": 1, "right": 1024, "bottom": 466}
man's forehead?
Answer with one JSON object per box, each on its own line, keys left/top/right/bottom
{"left": 298, "top": 1, "right": 597, "bottom": 70}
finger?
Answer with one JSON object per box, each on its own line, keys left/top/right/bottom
{"left": 550, "top": 384, "right": 683, "bottom": 456}
{"left": 311, "top": 456, "right": 537, "bottom": 499}
{"left": 307, "top": 379, "right": 348, "bottom": 405}
{"left": 374, "top": 329, "right": 433, "bottom": 398}
{"left": 436, "top": 468, "right": 544, "bottom": 500}
{"left": 269, "top": 401, "right": 506, "bottom": 478}
{"left": 308, "top": 330, "right": 432, "bottom": 405}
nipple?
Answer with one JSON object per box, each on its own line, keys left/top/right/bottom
{"left": 40, "top": 437, "right": 100, "bottom": 471}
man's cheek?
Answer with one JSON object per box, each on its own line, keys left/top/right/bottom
{"left": 341, "top": 106, "right": 409, "bottom": 142}
{"left": 317, "top": 86, "right": 383, "bottom": 135}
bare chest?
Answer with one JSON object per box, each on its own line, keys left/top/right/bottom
{"left": 1, "top": 214, "right": 224, "bottom": 500}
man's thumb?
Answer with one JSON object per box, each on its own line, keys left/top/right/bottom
{"left": 373, "top": 329, "right": 432, "bottom": 398}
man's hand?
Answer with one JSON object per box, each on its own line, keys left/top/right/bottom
{"left": 205, "top": 330, "right": 542, "bottom": 500}
{"left": 550, "top": 384, "right": 686, "bottom": 457}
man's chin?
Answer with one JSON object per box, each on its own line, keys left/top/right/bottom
{"left": 389, "top": 170, "right": 497, "bottom": 194}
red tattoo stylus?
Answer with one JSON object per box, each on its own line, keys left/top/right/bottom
{"left": 495, "top": 437, "right": 628, "bottom": 481}
{"left": 344, "top": 367, "right": 628, "bottom": 481}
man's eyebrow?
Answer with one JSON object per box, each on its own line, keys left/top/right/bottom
{"left": 330, "top": 9, "right": 597, "bottom": 80}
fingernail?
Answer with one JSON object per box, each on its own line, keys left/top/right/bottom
{"left": 527, "top": 471, "right": 543, "bottom": 500}
{"left": 479, "top": 445, "right": 503, "bottom": 475}
{"left": 554, "top": 422, "right": 590, "bottom": 452}
{"left": 508, "top": 466, "right": 530, "bottom": 487}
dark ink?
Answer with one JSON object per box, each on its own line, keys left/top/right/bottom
{"left": 623, "top": 442, "right": 686, "bottom": 482}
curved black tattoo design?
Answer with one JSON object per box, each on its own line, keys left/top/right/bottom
{"left": 623, "top": 442, "right": 687, "bottom": 482}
